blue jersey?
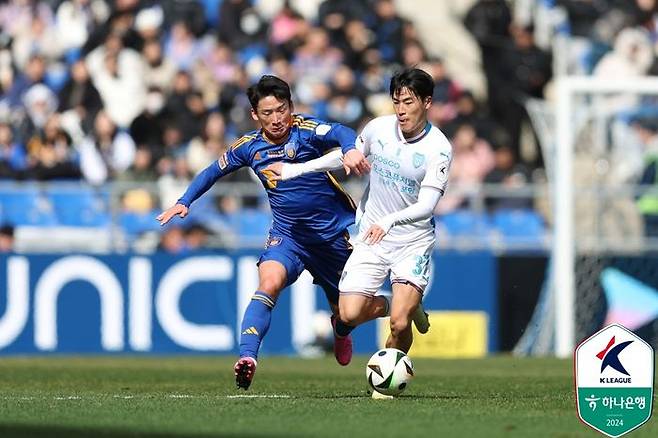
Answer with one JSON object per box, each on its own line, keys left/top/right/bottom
{"left": 218, "top": 115, "right": 357, "bottom": 244}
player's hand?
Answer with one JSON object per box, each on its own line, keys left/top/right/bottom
{"left": 156, "top": 204, "right": 188, "bottom": 226}
{"left": 264, "top": 162, "right": 283, "bottom": 181}
{"left": 343, "top": 149, "right": 370, "bottom": 176}
{"left": 363, "top": 224, "right": 387, "bottom": 245}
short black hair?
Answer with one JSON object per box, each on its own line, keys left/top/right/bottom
{"left": 389, "top": 68, "right": 434, "bottom": 101}
{"left": 247, "top": 75, "right": 292, "bottom": 110}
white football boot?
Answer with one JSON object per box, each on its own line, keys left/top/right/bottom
{"left": 371, "top": 390, "right": 394, "bottom": 400}
{"left": 412, "top": 302, "right": 430, "bottom": 334}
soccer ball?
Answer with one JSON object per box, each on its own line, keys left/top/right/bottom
{"left": 366, "top": 348, "right": 414, "bottom": 396}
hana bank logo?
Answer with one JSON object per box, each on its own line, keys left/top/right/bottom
{"left": 596, "top": 336, "right": 633, "bottom": 383}
{"left": 575, "top": 324, "right": 654, "bottom": 437}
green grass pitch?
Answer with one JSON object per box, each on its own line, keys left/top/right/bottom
{"left": 0, "top": 356, "right": 655, "bottom": 437}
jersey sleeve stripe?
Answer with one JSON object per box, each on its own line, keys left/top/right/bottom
{"left": 230, "top": 135, "right": 256, "bottom": 151}
{"left": 325, "top": 171, "right": 357, "bottom": 212}
{"left": 292, "top": 115, "right": 319, "bottom": 127}
{"left": 293, "top": 121, "right": 319, "bottom": 128}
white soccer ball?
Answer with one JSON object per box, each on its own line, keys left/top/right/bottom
{"left": 366, "top": 348, "right": 414, "bottom": 396}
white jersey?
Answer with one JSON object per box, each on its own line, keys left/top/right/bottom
{"left": 355, "top": 115, "right": 452, "bottom": 244}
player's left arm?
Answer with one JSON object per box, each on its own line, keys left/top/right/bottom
{"left": 311, "top": 122, "right": 358, "bottom": 154}
{"left": 312, "top": 121, "right": 370, "bottom": 176}
{"left": 363, "top": 152, "right": 452, "bottom": 245}
{"left": 157, "top": 141, "right": 249, "bottom": 225}
{"left": 267, "top": 120, "right": 373, "bottom": 180}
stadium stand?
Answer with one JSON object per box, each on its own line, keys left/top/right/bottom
{"left": 12, "top": 0, "right": 654, "bottom": 251}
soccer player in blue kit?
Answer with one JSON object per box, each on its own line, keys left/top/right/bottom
{"left": 157, "top": 75, "right": 379, "bottom": 390}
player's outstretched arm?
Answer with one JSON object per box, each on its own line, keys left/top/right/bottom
{"left": 157, "top": 204, "right": 188, "bottom": 226}
{"left": 363, "top": 186, "right": 443, "bottom": 244}
{"left": 156, "top": 160, "right": 223, "bottom": 225}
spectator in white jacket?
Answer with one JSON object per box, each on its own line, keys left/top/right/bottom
{"left": 79, "top": 110, "right": 136, "bottom": 185}
{"left": 85, "top": 32, "right": 146, "bottom": 128}
{"left": 594, "top": 28, "right": 654, "bottom": 184}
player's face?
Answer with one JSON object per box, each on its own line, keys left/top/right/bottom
{"left": 392, "top": 87, "right": 431, "bottom": 139}
{"left": 251, "top": 96, "right": 294, "bottom": 143}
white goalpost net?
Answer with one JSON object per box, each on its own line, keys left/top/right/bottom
{"left": 518, "top": 76, "right": 658, "bottom": 358}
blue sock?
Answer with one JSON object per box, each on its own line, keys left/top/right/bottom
{"left": 334, "top": 318, "right": 355, "bottom": 337}
{"left": 239, "top": 291, "right": 275, "bottom": 359}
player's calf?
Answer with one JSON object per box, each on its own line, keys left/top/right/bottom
{"left": 386, "top": 316, "right": 413, "bottom": 353}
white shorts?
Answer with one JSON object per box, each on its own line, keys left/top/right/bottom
{"left": 338, "top": 238, "right": 434, "bottom": 296}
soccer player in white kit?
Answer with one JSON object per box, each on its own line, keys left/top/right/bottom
{"left": 268, "top": 68, "right": 452, "bottom": 358}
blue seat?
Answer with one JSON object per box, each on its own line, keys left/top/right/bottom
{"left": 237, "top": 44, "right": 267, "bottom": 65}
{"left": 491, "top": 209, "right": 546, "bottom": 244}
{"left": 46, "top": 188, "right": 110, "bottom": 227}
{"left": 439, "top": 210, "right": 490, "bottom": 240}
{"left": 120, "top": 210, "right": 161, "bottom": 238}
{"left": 201, "top": 0, "right": 222, "bottom": 26}
{"left": 0, "top": 190, "right": 57, "bottom": 226}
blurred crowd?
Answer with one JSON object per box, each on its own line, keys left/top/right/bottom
{"left": 0, "top": 0, "right": 551, "bottom": 213}
{"left": 546, "top": 0, "right": 658, "bottom": 237}
{"left": 3, "top": 0, "right": 658, "bottom": 248}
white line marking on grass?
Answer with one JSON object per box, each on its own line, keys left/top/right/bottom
{"left": 2, "top": 394, "right": 292, "bottom": 401}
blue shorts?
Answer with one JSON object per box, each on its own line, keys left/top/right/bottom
{"left": 258, "top": 232, "right": 352, "bottom": 305}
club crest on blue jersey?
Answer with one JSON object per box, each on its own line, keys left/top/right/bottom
{"left": 413, "top": 153, "right": 425, "bottom": 168}
{"left": 266, "top": 236, "right": 282, "bottom": 248}
{"left": 284, "top": 141, "right": 297, "bottom": 160}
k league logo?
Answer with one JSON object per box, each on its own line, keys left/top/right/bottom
{"left": 575, "top": 324, "right": 654, "bottom": 437}
{"left": 597, "top": 336, "right": 632, "bottom": 380}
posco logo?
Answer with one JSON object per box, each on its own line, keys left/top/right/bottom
{"left": 371, "top": 154, "right": 400, "bottom": 169}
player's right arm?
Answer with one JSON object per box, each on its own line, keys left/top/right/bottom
{"left": 157, "top": 139, "right": 249, "bottom": 225}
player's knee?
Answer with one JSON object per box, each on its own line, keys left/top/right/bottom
{"left": 338, "top": 302, "right": 362, "bottom": 326}
{"left": 389, "top": 315, "right": 411, "bottom": 337}
{"left": 258, "top": 262, "right": 287, "bottom": 294}
{"left": 257, "top": 274, "right": 286, "bottom": 296}
{"left": 256, "top": 279, "right": 283, "bottom": 298}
